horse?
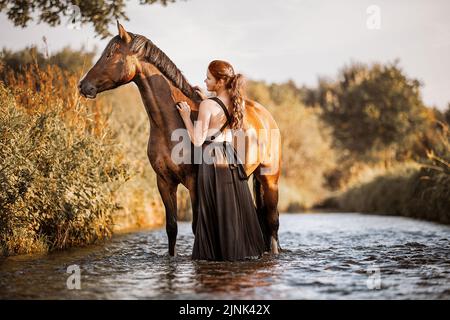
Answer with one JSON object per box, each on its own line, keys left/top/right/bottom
{"left": 78, "top": 21, "right": 282, "bottom": 256}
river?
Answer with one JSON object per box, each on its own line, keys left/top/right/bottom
{"left": 1, "top": 213, "right": 449, "bottom": 299}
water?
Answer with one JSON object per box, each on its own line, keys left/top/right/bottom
{"left": 1, "top": 213, "right": 449, "bottom": 299}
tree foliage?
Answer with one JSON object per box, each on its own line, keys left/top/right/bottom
{"left": 0, "top": 45, "right": 95, "bottom": 74}
{"left": 0, "top": 0, "right": 180, "bottom": 38}
{"left": 308, "top": 61, "right": 429, "bottom": 159}
{"left": 444, "top": 103, "right": 450, "bottom": 126}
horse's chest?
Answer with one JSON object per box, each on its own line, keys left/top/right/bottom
{"left": 147, "top": 134, "right": 187, "bottom": 179}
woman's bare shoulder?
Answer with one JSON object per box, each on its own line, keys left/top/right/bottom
{"left": 199, "top": 98, "right": 216, "bottom": 107}
{"left": 199, "top": 98, "right": 220, "bottom": 113}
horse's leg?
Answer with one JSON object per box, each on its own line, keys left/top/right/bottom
{"left": 156, "top": 176, "right": 178, "bottom": 256}
{"left": 186, "top": 175, "right": 198, "bottom": 235}
{"left": 259, "top": 175, "right": 280, "bottom": 254}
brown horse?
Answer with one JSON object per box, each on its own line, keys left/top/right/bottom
{"left": 79, "top": 22, "right": 282, "bottom": 256}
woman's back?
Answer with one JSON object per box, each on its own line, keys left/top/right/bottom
{"left": 193, "top": 97, "right": 265, "bottom": 261}
{"left": 207, "top": 97, "right": 233, "bottom": 143}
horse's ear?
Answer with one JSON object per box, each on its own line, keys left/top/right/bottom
{"left": 117, "top": 20, "right": 132, "bottom": 44}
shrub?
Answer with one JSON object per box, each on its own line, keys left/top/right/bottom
{"left": 0, "top": 81, "right": 129, "bottom": 255}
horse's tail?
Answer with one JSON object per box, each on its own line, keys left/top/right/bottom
{"left": 253, "top": 174, "right": 270, "bottom": 252}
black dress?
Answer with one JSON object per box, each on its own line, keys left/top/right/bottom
{"left": 192, "top": 97, "right": 265, "bottom": 261}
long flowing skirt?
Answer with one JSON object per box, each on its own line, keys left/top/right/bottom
{"left": 192, "top": 141, "right": 265, "bottom": 261}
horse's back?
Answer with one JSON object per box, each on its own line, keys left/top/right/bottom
{"left": 244, "top": 99, "right": 278, "bottom": 128}
{"left": 233, "top": 99, "right": 281, "bottom": 177}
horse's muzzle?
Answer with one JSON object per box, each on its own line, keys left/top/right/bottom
{"left": 78, "top": 80, "right": 97, "bottom": 99}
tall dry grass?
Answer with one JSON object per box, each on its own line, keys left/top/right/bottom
{"left": 0, "top": 62, "right": 164, "bottom": 256}
{"left": 247, "top": 81, "right": 339, "bottom": 211}
{"left": 247, "top": 79, "right": 449, "bottom": 223}
{"left": 335, "top": 162, "right": 450, "bottom": 224}
{"left": 0, "top": 70, "right": 128, "bottom": 255}
{"left": 328, "top": 121, "right": 450, "bottom": 223}
{"left": 273, "top": 104, "right": 338, "bottom": 211}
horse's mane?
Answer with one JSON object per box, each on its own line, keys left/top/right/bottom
{"left": 129, "top": 34, "right": 202, "bottom": 104}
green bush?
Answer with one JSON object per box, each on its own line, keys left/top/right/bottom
{"left": 337, "top": 165, "right": 449, "bottom": 224}
{"left": 0, "top": 84, "right": 129, "bottom": 256}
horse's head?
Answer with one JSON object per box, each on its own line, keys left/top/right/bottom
{"left": 78, "top": 21, "right": 138, "bottom": 98}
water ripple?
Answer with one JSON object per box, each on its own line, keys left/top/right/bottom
{"left": 0, "top": 213, "right": 449, "bottom": 299}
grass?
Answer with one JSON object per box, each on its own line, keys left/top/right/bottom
{"left": 318, "top": 142, "right": 449, "bottom": 224}
{"left": 0, "top": 83, "right": 127, "bottom": 255}
{"left": 335, "top": 163, "right": 450, "bottom": 224}
{"left": 0, "top": 63, "right": 164, "bottom": 256}
{"left": 257, "top": 96, "right": 338, "bottom": 211}
{"left": 330, "top": 120, "right": 450, "bottom": 224}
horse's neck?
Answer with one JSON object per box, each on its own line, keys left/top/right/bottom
{"left": 133, "top": 64, "right": 188, "bottom": 138}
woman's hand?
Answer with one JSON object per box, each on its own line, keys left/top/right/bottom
{"left": 193, "top": 85, "right": 208, "bottom": 100}
{"left": 176, "top": 101, "right": 191, "bottom": 119}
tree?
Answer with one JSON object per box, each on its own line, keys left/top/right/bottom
{"left": 315, "top": 61, "right": 429, "bottom": 162}
{"left": 1, "top": 45, "right": 95, "bottom": 74}
{"left": 445, "top": 103, "right": 450, "bottom": 126}
{"left": 0, "top": 0, "right": 181, "bottom": 38}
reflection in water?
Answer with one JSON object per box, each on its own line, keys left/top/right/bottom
{"left": 163, "top": 259, "right": 178, "bottom": 293}
{"left": 1, "top": 213, "right": 449, "bottom": 299}
{"left": 192, "top": 257, "right": 277, "bottom": 295}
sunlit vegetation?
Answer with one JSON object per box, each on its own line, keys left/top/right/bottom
{"left": 1, "top": 45, "right": 448, "bottom": 256}
{"left": 0, "top": 48, "right": 164, "bottom": 256}
{"left": 248, "top": 61, "right": 449, "bottom": 222}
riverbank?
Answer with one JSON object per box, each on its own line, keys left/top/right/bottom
{"left": 315, "top": 161, "right": 450, "bottom": 225}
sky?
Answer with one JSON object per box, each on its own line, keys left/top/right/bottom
{"left": 0, "top": 0, "right": 449, "bottom": 110}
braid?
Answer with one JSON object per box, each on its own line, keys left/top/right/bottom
{"left": 226, "top": 73, "right": 245, "bottom": 130}
{"left": 208, "top": 60, "right": 246, "bottom": 130}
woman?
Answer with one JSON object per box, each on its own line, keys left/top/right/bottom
{"left": 176, "top": 60, "right": 265, "bottom": 261}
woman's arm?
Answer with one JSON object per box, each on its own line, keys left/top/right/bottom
{"left": 177, "top": 100, "right": 213, "bottom": 147}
